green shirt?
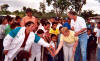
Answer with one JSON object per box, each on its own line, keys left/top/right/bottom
{"left": 5, "top": 24, "right": 12, "bottom": 35}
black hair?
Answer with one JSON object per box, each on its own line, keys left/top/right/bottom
{"left": 51, "top": 34, "right": 57, "bottom": 38}
{"left": 40, "top": 19, "right": 48, "bottom": 26}
{"left": 43, "top": 21, "right": 50, "bottom": 26}
{"left": 52, "top": 22, "right": 58, "bottom": 26}
{"left": 97, "top": 22, "right": 100, "bottom": 24}
{"left": 15, "top": 16, "right": 21, "bottom": 20}
{"left": 59, "top": 26, "right": 63, "bottom": 30}
{"left": 37, "top": 29, "right": 44, "bottom": 34}
{"left": 68, "top": 10, "right": 77, "bottom": 15}
{"left": 25, "top": 21, "right": 34, "bottom": 27}
{"left": 26, "top": 8, "right": 33, "bottom": 13}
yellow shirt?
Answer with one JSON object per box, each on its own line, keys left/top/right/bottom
{"left": 60, "top": 30, "right": 78, "bottom": 43}
{"left": 49, "top": 28, "right": 60, "bottom": 35}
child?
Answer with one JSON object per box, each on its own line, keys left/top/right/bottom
{"left": 48, "top": 34, "right": 58, "bottom": 61}
{"left": 49, "top": 22, "right": 60, "bottom": 35}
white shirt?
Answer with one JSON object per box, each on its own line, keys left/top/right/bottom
{"left": 50, "top": 41, "right": 55, "bottom": 48}
{"left": 57, "top": 23, "right": 62, "bottom": 29}
{"left": 0, "top": 24, "right": 7, "bottom": 39}
{"left": 38, "top": 24, "right": 47, "bottom": 33}
{"left": 97, "top": 29, "right": 100, "bottom": 38}
{"left": 71, "top": 16, "right": 87, "bottom": 32}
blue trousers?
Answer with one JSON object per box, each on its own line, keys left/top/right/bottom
{"left": 74, "top": 33, "right": 88, "bottom": 61}
{"left": 97, "top": 47, "right": 100, "bottom": 61}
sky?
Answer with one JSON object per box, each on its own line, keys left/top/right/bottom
{"left": 0, "top": 0, "right": 100, "bottom": 14}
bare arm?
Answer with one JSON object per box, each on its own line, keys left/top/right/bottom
{"left": 75, "top": 28, "right": 87, "bottom": 36}
{"left": 55, "top": 41, "right": 64, "bottom": 55}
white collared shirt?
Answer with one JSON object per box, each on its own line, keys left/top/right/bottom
{"left": 71, "top": 16, "right": 87, "bottom": 32}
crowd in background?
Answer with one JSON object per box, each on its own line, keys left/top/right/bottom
{"left": 0, "top": 8, "right": 100, "bottom": 61}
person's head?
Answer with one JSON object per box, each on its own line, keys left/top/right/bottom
{"left": 1, "top": 16, "right": 8, "bottom": 25}
{"left": 65, "top": 17, "right": 71, "bottom": 24}
{"left": 97, "top": 22, "right": 100, "bottom": 29}
{"left": 25, "top": 21, "right": 34, "bottom": 32}
{"left": 61, "top": 27, "right": 69, "bottom": 36}
{"left": 67, "top": 10, "right": 77, "bottom": 19}
{"left": 8, "top": 17, "right": 14, "bottom": 25}
{"left": 37, "top": 29, "right": 44, "bottom": 38}
{"left": 43, "top": 22, "right": 50, "bottom": 30}
{"left": 50, "top": 17, "right": 55, "bottom": 23}
{"left": 52, "top": 22, "right": 58, "bottom": 30}
{"left": 87, "top": 18, "right": 91, "bottom": 23}
{"left": 15, "top": 16, "right": 21, "bottom": 23}
{"left": 87, "top": 28, "right": 92, "bottom": 35}
{"left": 51, "top": 34, "right": 57, "bottom": 42}
{"left": 26, "top": 8, "right": 33, "bottom": 17}
{"left": 59, "top": 26, "right": 63, "bottom": 33}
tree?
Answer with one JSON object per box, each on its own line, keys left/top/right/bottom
{"left": 80, "top": 10, "right": 97, "bottom": 20}
{"left": 46, "top": 0, "right": 71, "bottom": 16}
{"left": 39, "top": 2, "right": 45, "bottom": 13}
{"left": 68, "top": 0, "right": 86, "bottom": 14}
{"left": 1, "top": 4, "right": 9, "bottom": 11}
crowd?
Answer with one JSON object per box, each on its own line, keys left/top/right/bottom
{"left": 0, "top": 8, "right": 100, "bottom": 61}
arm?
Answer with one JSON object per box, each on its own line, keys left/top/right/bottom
{"left": 55, "top": 41, "right": 64, "bottom": 55}
{"left": 75, "top": 28, "right": 87, "bottom": 36}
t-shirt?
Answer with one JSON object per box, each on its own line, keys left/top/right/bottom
{"left": 49, "top": 28, "right": 60, "bottom": 35}
{"left": 0, "top": 24, "right": 6, "bottom": 39}
{"left": 60, "top": 30, "right": 78, "bottom": 43}
{"left": 97, "top": 29, "right": 100, "bottom": 38}
{"left": 71, "top": 16, "right": 87, "bottom": 32}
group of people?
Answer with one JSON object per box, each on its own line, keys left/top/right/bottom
{"left": 0, "top": 8, "right": 100, "bottom": 61}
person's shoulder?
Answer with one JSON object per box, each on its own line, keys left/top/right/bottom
{"left": 77, "top": 16, "right": 85, "bottom": 21}
{"left": 69, "top": 30, "right": 75, "bottom": 34}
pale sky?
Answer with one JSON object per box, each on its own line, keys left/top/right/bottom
{"left": 0, "top": 0, "right": 100, "bottom": 14}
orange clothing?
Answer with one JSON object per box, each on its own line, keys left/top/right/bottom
{"left": 21, "top": 16, "right": 38, "bottom": 27}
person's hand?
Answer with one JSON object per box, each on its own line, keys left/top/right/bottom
{"left": 47, "top": 45, "right": 55, "bottom": 57}
{"left": 72, "top": 46, "right": 76, "bottom": 55}
{"left": 55, "top": 50, "right": 59, "bottom": 56}
{"left": 75, "top": 32, "right": 79, "bottom": 36}
{"left": 4, "top": 50, "right": 8, "bottom": 55}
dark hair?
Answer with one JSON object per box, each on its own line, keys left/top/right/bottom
{"left": 25, "top": 21, "right": 34, "bottom": 27}
{"left": 15, "top": 16, "right": 21, "bottom": 20}
{"left": 51, "top": 34, "right": 57, "bottom": 38}
{"left": 68, "top": 10, "right": 77, "bottom": 15}
{"left": 43, "top": 21, "right": 50, "bottom": 26}
{"left": 37, "top": 29, "right": 44, "bottom": 34}
{"left": 97, "top": 22, "right": 100, "bottom": 24}
{"left": 40, "top": 19, "right": 48, "bottom": 26}
{"left": 59, "top": 26, "right": 63, "bottom": 30}
{"left": 26, "top": 8, "right": 32, "bottom": 13}
{"left": 52, "top": 22, "right": 58, "bottom": 26}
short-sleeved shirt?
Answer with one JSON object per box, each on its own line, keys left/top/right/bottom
{"left": 21, "top": 16, "right": 37, "bottom": 27}
{"left": 60, "top": 30, "right": 78, "bottom": 44}
{"left": 97, "top": 29, "right": 100, "bottom": 38}
{"left": 0, "top": 25, "right": 6, "bottom": 39}
{"left": 49, "top": 28, "right": 60, "bottom": 35}
{"left": 71, "top": 16, "right": 87, "bottom": 32}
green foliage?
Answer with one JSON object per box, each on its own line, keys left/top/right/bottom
{"left": 80, "top": 10, "right": 98, "bottom": 20}
{"left": 1, "top": 4, "right": 9, "bottom": 11}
